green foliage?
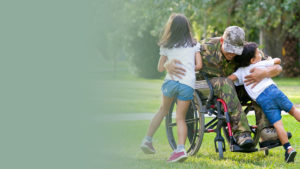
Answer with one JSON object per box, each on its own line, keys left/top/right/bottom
{"left": 95, "top": 0, "right": 300, "bottom": 78}
{"left": 129, "top": 26, "right": 164, "bottom": 78}
{"left": 236, "top": 0, "right": 300, "bottom": 37}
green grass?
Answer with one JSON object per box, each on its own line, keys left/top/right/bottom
{"left": 273, "top": 77, "right": 300, "bottom": 104}
{"left": 98, "top": 64, "right": 300, "bottom": 168}
{"left": 99, "top": 72, "right": 300, "bottom": 114}
{"left": 103, "top": 115, "right": 300, "bottom": 169}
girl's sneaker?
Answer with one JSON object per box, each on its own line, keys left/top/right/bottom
{"left": 140, "top": 140, "right": 156, "bottom": 154}
{"left": 285, "top": 149, "right": 297, "bottom": 163}
{"left": 167, "top": 150, "right": 187, "bottom": 163}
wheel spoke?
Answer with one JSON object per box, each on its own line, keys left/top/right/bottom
{"left": 185, "top": 118, "right": 199, "bottom": 124}
{"left": 168, "top": 122, "right": 177, "bottom": 127}
{"left": 168, "top": 118, "right": 199, "bottom": 127}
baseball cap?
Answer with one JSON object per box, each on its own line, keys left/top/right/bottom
{"left": 223, "top": 26, "right": 245, "bottom": 55}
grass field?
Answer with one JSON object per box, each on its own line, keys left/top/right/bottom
{"left": 98, "top": 65, "right": 300, "bottom": 168}
{"left": 103, "top": 116, "right": 300, "bottom": 169}
{"left": 99, "top": 72, "right": 300, "bottom": 115}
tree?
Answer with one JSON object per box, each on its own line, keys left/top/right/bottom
{"left": 94, "top": 0, "right": 300, "bottom": 78}
{"left": 282, "top": 36, "right": 300, "bottom": 76}
{"left": 236, "top": 0, "right": 300, "bottom": 76}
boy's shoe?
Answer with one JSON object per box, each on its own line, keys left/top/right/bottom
{"left": 167, "top": 150, "right": 187, "bottom": 163}
{"left": 285, "top": 149, "right": 297, "bottom": 163}
{"left": 140, "top": 140, "right": 156, "bottom": 154}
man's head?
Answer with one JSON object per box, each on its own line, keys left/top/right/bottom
{"left": 220, "top": 26, "right": 245, "bottom": 60}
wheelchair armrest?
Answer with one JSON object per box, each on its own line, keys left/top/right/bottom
{"left": 198, "top": 71, "right": 214, "bottom": 106}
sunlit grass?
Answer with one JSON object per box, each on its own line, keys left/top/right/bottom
{"left": 104, "top": 115, "right": 300, "bottom": 168}
{"left": 98, "top": 72, "right": 300, "bottom": 115}
{"left": 98, "top": 64, "right": 300, "bottom": 168}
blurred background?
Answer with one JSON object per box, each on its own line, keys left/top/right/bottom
{"left": 92, "top": 1, "right": 300, "bottom": 168}
{"left": 93, "top": 0, "right": 300, "bottom": 79}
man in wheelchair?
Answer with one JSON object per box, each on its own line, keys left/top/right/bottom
{"left": 164, "top": 26, "right": 286, "bottom": 149}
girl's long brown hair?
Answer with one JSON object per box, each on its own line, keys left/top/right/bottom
{"left": 158, "top": 13, "right": 196, "bottom": 48}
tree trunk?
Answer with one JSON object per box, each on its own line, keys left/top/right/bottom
{"left": 260, "top": 27, "right": 285, "bottom": 59}
{"left": 282, "top": 36, "right": 300, "bottom": 77}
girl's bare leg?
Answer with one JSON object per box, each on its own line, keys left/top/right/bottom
{"left": 146, "top": 95, "right": 174, "bottom": 137}
{"left": 176, "top": 100, "right": 191, "bottom": 145}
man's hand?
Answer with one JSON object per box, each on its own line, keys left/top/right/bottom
{"left": 244, "top": 67, "right": 267, "bottom": 88}
{"left": 164, "top": 59, "right": 186, "bottom": 79}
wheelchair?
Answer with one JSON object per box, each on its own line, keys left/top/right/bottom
{"left": 165, "top": 71, "right": 291, "bottom": 159}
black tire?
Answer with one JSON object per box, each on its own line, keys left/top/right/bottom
{"left": 264, "top": 149, "right": 269, "bottom": 156}
{"left": 218, "top": 141, "right": 224, "bottom": 159}
{"left": 165, "top": 92, "right": 205, "bottom": 156}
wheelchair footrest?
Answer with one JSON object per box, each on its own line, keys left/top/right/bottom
{"left": 259, "top": 132, "right": 292, "bottom": 149}
{"left": 230, "top": 144, "right": 257, "bottom": 153}
{"left": 259, "top": 140, "right": 281, "bottom": 149}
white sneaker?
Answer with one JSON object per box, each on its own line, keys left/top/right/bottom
{"left": 140, "top": 140, "right": 156, "bottom": 154}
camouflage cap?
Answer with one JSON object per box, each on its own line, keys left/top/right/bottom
{"left": 223, "top": 26, "right": 245, "bottom": 55}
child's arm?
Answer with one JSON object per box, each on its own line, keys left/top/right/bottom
{"left": 228, "top": 74, "right": 238, "bottom": 81}
{"left": 273, "top": 58, "right": 281, "bottom": 64}
{"left": 195, "top": 52, "right": 202, "bottom": 71}
{"left": 157, "top": 55, "right": 168, "bottom": 72}
{"left": 266, "top": 56, "right": 281, "bottom": 65}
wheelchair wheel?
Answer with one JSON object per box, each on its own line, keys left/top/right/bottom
{"left": 264, "top": 149, "right": 269, "bottom": 156}
{"left": 222, "top": 104, "right": 260, "bottom": 148}
{"left": 165, "top": 93, "right": 205, "bottom": 156}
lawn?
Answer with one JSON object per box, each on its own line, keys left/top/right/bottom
{"left": 97, "top": 66, "right": 300, "bottom": 168}
{"left": 101, "top": 116, "right": 300, "bottom": 169}
{"left": 98, "top": 72, "right": 300, "bottom": 115}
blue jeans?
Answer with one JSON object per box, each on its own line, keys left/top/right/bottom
{"left": 256, "top": 84, "right": 293, "bottom": 124}
{"left": 161, "top": 80, "right": 194, "bottom": 101}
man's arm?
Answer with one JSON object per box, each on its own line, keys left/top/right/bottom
{"left": 164, "top": 59, "right": 186, "bottom": 79}
{"left": 244, "top": 64, "right": 282, "bottom": 88}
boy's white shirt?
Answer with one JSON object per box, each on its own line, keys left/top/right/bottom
{"left": 160, "top": 43, "right": 201, "bottom": 89}
{"left": 233, "top": 60, "right": 276, "bottom": 101}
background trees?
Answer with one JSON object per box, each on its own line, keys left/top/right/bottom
{"left": 94, "top": 0, "right": 300, "bottom": 78}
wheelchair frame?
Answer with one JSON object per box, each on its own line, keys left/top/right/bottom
{"left": 165, "top": 71, "right": 285, "bottom": 159}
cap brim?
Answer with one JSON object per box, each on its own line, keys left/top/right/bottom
{"left": 223, "top": 42, "right": 243, "bottom": 55}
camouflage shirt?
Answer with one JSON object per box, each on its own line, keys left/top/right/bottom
{"left": 198, "top": 37, "right": 237, "bottom": 79}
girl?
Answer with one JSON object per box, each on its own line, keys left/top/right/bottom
{"left": 140, "top": 13, "right": 202, "bottom": 163}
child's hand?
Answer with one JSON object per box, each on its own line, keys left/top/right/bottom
{"left": 267, "top": 56, "right": 272, "bottom": 61}
{"left": 273, "top": 58, "right": 281, "bottom": 64}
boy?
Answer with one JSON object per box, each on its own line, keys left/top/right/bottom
{"left": 228, "top": 42, "right": 300, "bottom": 163}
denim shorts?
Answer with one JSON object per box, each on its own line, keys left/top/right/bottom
{"left": 256, "top": 84, "right": 293, "bottom": 124}
{"left": 161, "top": 80, "right": 194, "bottom": 101}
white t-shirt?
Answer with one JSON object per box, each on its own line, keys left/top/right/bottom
{"left": 160, "top": 43, "right": 201, "bottom": 89}
{"left": 233, "top": 60, "right": 276, "bottom": 100}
